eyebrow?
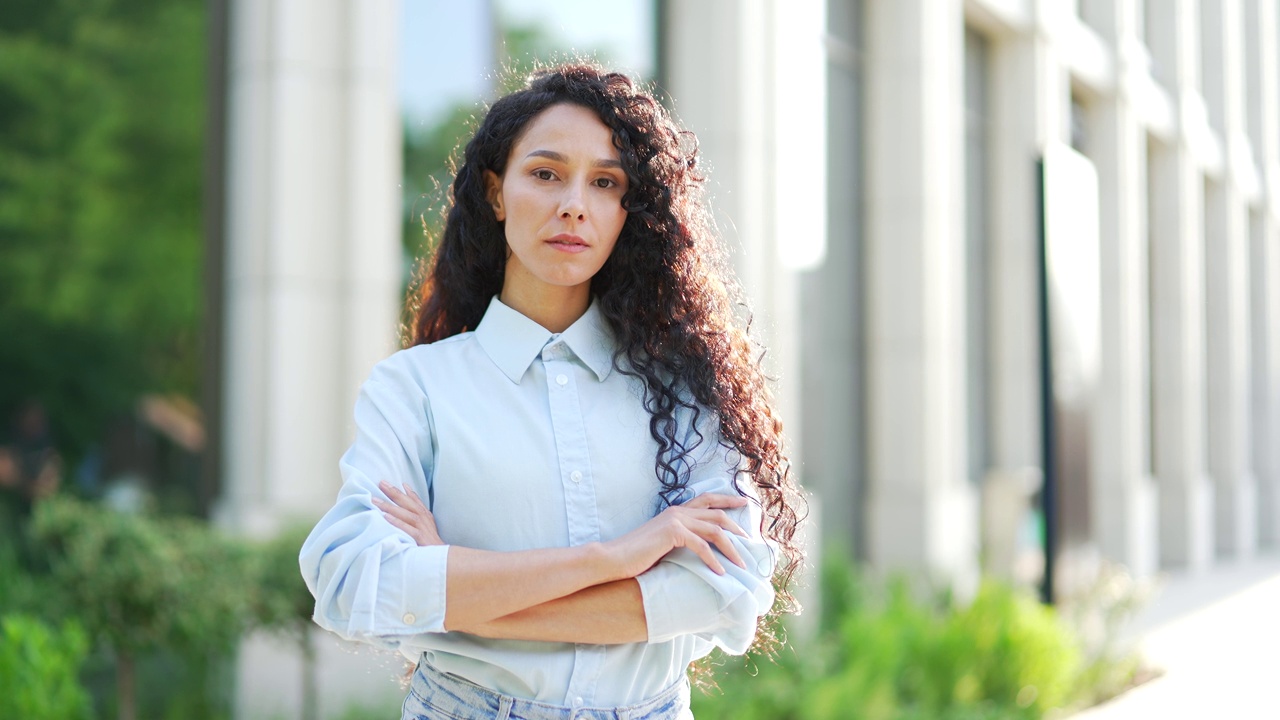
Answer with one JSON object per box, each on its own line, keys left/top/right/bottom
{"left": 524, "top": 149, "right": 624, "bottom": 170}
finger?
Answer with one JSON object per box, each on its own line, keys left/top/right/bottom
{"left": 383, "top": 513, "right": 420, "bottom": 541}
{"left": 682, "top": 508, "right": 748, "bottom": 538}
{"left": 700, "top": 522, "right": 747, "bottom": 570}
{"left": 378, "top": 480, "right": 411, "bottom": 503}
{"left": 711, "top": 512, "right": 749, "bottom": 539}
{"left": 373, "top": 497, "right": 423, "bottom": 527}
{"left": 681, "top": 532, "right": 725, "bottom": 575}
{"left": 404, "top": 487, "right": 429, "bottom": 512}
{"left": 684, "top": 518, "right": 746, "bottom": 570}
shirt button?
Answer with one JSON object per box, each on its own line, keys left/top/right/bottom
{"left": 402, "top": 613, "right": 416, "bottom": 624}
{"left": 570, "top": 470, "right": 583, "bottom": 483}
{"left": 556, "top": 374, "right": 568, "bottom": 386}
{"left": 572, "top": 696, "right": 584, "bottom": 707}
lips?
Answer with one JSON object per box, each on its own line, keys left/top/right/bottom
{"left": 546, "top": 233, "right": 589, "bottom": 253}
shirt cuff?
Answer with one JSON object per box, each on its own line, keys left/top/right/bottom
{"left": 635, "top": 554, "right": 724, "bottom": 643}
{"left": 384, "top": 544, "right": 450, "bottom": 634}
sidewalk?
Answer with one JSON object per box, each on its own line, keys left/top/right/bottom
{"left": 1069, "top": 550, "right": 1280, "bottom": 719}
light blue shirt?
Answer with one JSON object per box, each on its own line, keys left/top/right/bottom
{"left": 300, "top": 297, "right": 775, "bottom": 707}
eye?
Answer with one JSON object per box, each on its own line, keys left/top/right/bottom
{"left": 593, "top": 177, "right": 618, "bottom": 189}
{"left": 533, "top": 169, "right": 557, "bottom": 181}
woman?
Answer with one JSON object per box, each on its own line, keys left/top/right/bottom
{"left": 300, "top": 63, "right": 804, "bottom": 720}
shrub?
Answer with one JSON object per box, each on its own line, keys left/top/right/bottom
{"left": 0, "top": 614, "right": 93, "bottom": 720}
{"left": 692, "top": 560, "right": 1094, "bottom": 720}
{"left": 29, "top": 496, "right": 254, "bottom": 720}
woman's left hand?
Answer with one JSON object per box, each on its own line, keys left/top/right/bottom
{"left": 374, "top": 480, "right": 443, "bottom": 546}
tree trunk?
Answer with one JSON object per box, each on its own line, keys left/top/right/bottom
{"left": 117, "top": 650, "right": 137, "bottom": 720}
{"left": 301, "top": 629, "right": 318, "bottom": 720}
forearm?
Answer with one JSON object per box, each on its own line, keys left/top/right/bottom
{"left": 444, "top": 543, "right": 625, "bottom": 630}
{"left": 457, "top": 579, "right": 647, "bottom": 644}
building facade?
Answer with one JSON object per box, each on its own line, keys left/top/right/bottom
{"left": 212, "top": 0, "right": 1280, "bottom": 716}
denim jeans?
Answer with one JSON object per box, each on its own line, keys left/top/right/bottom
{"left": 401, "top": 660, "right": 694, "bottom": 720}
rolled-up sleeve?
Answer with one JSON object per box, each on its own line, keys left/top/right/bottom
{"left": 299, "top": 357, "right": 451, "bottom": 646}
{"left": 634, "top": 415, "right": 777, "bottom": 655}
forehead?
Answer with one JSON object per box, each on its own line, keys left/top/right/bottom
{"left": 511, "top": 103, "right": 618, "bottom": 159}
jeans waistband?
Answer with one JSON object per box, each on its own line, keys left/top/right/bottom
{"left": 405, "top": 659, "right": 691, "bottom": 720}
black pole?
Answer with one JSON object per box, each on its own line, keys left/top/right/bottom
{"left": 1036, "top": 157, "right": 1058, "bottom": 605}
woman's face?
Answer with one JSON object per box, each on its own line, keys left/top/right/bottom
{"left": 486, "top": 103, "right": 629, "bottom": 303}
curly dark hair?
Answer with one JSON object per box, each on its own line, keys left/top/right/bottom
{"left": 406, "top": 62, "right": 805, "bottom": 653}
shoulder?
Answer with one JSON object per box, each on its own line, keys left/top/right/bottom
{"left": 365, "top": 332, "right": 480, "bottom": 392}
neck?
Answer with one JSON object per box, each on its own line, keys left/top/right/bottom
{"left": 499, "top": 282, "right": 591, "bottom": 333}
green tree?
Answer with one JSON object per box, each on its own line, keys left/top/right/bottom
{"left": 30, "top": 497, "right": 252, "bottom": 720}
{"left": 0, "top": 0, "right": 206, "bottom": 461}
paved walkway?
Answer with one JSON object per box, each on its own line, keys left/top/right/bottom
{"left": 1069, "top": 550, "right": 1280, "bottom": 719}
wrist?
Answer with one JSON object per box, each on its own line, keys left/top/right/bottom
{"left": 584, "top": 541, "right": 627, "bottom": 583}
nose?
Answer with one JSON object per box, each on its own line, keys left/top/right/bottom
{"left": 558, "top": 183, "right": 586, "bottom": 222}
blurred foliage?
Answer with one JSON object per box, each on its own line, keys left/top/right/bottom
{"left": 0, "top": 0, "right": 206, "bottom": 461}
{"left": 29, "top": 496, "right": 252, "bottom": 720}
{"left": 0, "top": 614, "right": 93, "bottom": 720}
{"left": 691, "top": 555, "right": 1139, "bottom": 720}
{"left": 1057, "top": 562, "right": 1156, "bottom": 707}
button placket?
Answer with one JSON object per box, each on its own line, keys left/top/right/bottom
{"left": 541, "top": 347, "right": 603, "bottom": 704}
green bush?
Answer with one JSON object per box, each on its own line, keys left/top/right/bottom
{"left": 29, "top": 496, "right": 254, "bottom": 720}
{"left": 692, "top": 561, "right": 1093, "bottom": 720}
{"left": 0, "top": 614, "right": 93, "bottom": 720}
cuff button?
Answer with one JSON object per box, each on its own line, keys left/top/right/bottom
{"left": 403, "top": 613, "right": 417, "bottom": 624}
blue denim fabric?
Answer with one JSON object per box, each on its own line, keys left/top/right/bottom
{"left": 401, "top": 660, "right": 694, "bottom": 720}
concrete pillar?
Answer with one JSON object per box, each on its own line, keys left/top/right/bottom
{"left": 1087, "top": 0, "right": 1159, "bottom": 577}
{"left": 219, "top": 0, "right": 401, "bottom": 533}
{"left": 221, "top": 3, "right": 404, "bottom": 718}
{"left": 864, "top": 0, "right": 978, "bottom": 586}
{"left": 1246, "top": 1, "right": 1280, "bottom": 548}
{"left": 663, "top": 0, "right": 811, "bottom": 432}
{"left": 1201, "top": 0, "right": 1257, "bottom": 557}
{"left": 799, "top": 0, "right": 864, "bottom": 559}
{"left": 1146, "top": 0, "right": 1214, "bottom": 570}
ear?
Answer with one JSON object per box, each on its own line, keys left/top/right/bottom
{"left": 483, "top": 170, "right": 505, "bottom": 222}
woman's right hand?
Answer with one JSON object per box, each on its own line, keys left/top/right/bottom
{"left": 603, "top": 493, "right": 751, "bottom": 579}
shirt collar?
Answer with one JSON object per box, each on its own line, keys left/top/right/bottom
{"left": 474, "top": 296, "right": 616, "bottom": 384}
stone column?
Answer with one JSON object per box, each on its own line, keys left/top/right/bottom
{"left": 800, "top": 0, "right": 864, "bottom": 559}
{"left": 221, "top": 2, "right": 404, "bottom": 718}
{"left": 863, "top": 0, "right": 978, "bottom": 586}
{"left": 1246, "top": 1, "right": 1280, "bottom": 547}
{"left": 219, "top": 0, "right": 402, "bottom": 534}
{"left": 1086, "top": 0, "right": 1159, "bottom": 576}
{"left": 1146, "top": 0, "right": 1214, "bottom": 570}
{"left": 1201, "top": 0, "right": 1257, "bottom": 557}
{"left": 663, "top": 0, "right": 809, "bottom": 431}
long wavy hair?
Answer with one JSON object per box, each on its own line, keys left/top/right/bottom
{"left": 406, "top": 62, "right": 805, "bottom": 653}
